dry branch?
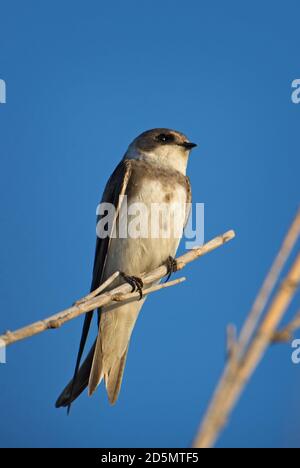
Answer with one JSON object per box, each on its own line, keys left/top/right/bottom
{"left": 272, "top": 310, "right": 300, "bottom": 343}
{"left": 237, "top": 208, "right": 300, "bottom": 356}
{"left": 193, "top": 209, "right": 300, "bottom": 449}
{"left": 0, "top": 230, "right": 235, "bottom": 347}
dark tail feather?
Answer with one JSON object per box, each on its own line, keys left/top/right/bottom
{"left": 56, "top": 340, "right": 96, "bottom": 409}
{"left": 65, "top": 310, "right": 94, "bottom": 413}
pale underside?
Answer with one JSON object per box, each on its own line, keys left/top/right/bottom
{"left": 89, "top": 176, "right": 189, "bottom": 401}
{"left": 56, "top": 157, "right": 191, "bottom": 407}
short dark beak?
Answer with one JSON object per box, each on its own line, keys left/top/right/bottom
{"left": 181, "top": 141, "right": 197, "bottom": 150}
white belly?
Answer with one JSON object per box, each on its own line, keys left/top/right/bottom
{"left": 103, "top": 179, "right": 187, "bottom": 279}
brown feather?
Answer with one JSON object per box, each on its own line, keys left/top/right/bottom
{"left": 106, "top": 345, "right": 129, "bottom": 405}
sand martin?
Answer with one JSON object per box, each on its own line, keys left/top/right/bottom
{"left": 56, "top": 128, "right": 197, "bottom": 410}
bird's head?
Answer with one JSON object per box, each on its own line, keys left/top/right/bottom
{"left": 125, "top": 128, "right": 197, "bottom": 174}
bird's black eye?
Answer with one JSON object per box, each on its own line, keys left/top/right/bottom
{"left": 156, "top": 133, "right": 174, "bottom": 144}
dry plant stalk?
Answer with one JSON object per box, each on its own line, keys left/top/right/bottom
{"left": 238, "top": 208, "right": 300, "bottom": 355}
{"left": 272, "top": 310, "right": 300, "bottom": 343}
{"left": 193, "top": 208, "right": 300, "bottom": 449}
{"left": 0, "top": 230, "right": 235, "bottom": 347}
{"left": 194, "top": 254, "right": 300, "bottom": 448}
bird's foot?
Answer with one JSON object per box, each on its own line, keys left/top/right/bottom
{"left": 120, "top": 272, "right": 144, "bottom": 300}
{"left": 164, "top": 256, "right": 178, "bottom": 283}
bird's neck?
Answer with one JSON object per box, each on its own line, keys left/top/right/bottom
{"left": 125, "top": 146, "right": 188, "bottom": 175}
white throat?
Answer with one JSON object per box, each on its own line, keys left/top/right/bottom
{"left": 125, "top": 144, "right": 188, "bottom": 175}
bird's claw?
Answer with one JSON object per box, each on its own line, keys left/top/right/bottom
{"left": 165, "top": 256, "right": 178, "bottom": 283}
{"left": 121, "top": 273, "right": 144, "bottom": 300}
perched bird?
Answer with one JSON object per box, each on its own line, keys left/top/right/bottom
{"left": 56, "top": 128, "right": 197, "bottom": 410}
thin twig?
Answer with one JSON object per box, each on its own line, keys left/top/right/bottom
{"left": 193, "top": 253, "right": 300, "bottom": 448}
{"left": 226, "top": 324, "right": 237, "bottom": 360}
{"left": 272, "top": 310, "right": 300, "bottom": 343}
{"left": 75, "top": 271, "right": 120, "bottom": 305}
{"left": 112, "top": 277, "right": 186, "bottom": 302}
{"left": 0, "top": 230, "right": 235, "bottom": 347}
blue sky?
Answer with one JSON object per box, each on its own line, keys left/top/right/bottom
{"left": 0, "top": 0, "right": 299, "bottom": 448}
